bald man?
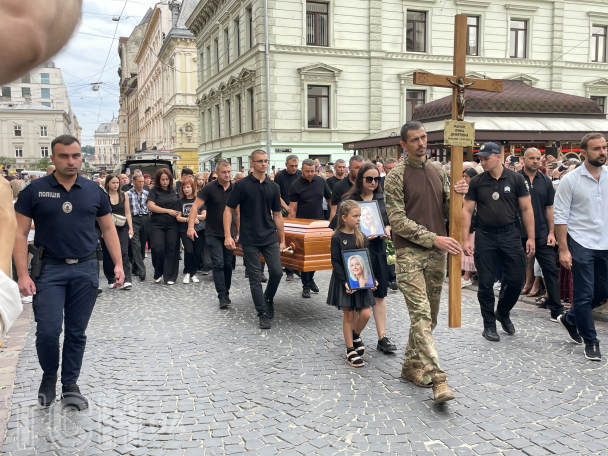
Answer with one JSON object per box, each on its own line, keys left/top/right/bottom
{"left": 46, "top": 165, "right": 56, "bottom": 176}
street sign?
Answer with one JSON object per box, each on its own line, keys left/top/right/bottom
{"left": 444, "top": 120, "right": 475, "bottom": 147}
{"left": 275, "top": 148, "right": 292, "bottom": 153}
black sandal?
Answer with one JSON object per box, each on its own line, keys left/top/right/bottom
{"left": 352, "top": 331, "right": 365, "bottom": 357}
{"left": 346, "top": 349, "right": 364, "bottom": 367}
{"left": 536, "top": 296, "right": 549, "bottom": 308}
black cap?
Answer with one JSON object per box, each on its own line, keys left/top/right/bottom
{"left": 474, "top": 142, "right": 501, "bottom": 157}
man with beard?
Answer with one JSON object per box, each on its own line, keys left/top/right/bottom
{"left": 330, "top": 156, "right": 364, "bottom": 220}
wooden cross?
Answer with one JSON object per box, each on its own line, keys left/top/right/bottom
{"left": 412, "top": 14, "right": 503, "bottom": 328}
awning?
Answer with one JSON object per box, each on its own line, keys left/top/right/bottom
{"left": 198, "top": 152, "right": 221, "bottom": 163}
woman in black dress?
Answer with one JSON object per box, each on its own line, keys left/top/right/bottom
{"left": 177, "top": 177, "right": 206, "bottom": 284}
{"left": 102, "top": 174, "right": 133, "bottom": 289}
{"left": 147, "top": 168, "right": 180, "bottom": 285}
{"left": 339, "top": 162, "right": 397, "bottom": 353}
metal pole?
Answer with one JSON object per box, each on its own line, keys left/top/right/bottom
{"left": 264, "top": 0, "right": 272, "bottom": 162}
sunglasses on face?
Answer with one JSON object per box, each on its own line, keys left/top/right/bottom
{"left": 210, "top": 176, "right": 217, "bottom": 181}
{"left": 364, "top": 176, "right": 381, "bottom": 184}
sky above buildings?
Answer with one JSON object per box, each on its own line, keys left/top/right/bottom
{"left": 54, "top": 0, "right": 159, "bottom": 146}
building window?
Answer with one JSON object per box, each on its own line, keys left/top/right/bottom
{"left": 236, "top": 94, "right": 242, "bottom": 133}
{"left": 22, "top": 87, "right": 31, "bottom": 97}
{"left": 40, "top": 73, "right": 50, "bottom": 84}
{"left": 15, "top": 147, "right": 23, "bottom": 158}
{"left": 306, "top": 2, "right": 329, "bottom": 46}
{"left": 247, "top": 7, "right": 253, "bottom": 49}
{"left": 510, "top": 20, "right": 527, "bottom": 58}
{"left": 247, "top": 88, "right": 254, "bottom": 130}
{"left": 307, "top": 85, "right": 329, "bottom": 128}
{"left": 124, "top": 142, "right": 127, "bottom": 154}
{"left": 41, "top": 102, "right": 51, "bottom": 107}
{"left": 123, "top": 119, "right": 127, "bottom": 132}
{"left": 41, "top": 88, "right": 51, "bottom": 98}
{"left": 467, "top": 16, "right": 479, "bottom": 56}
{"left": 225, "top": 100, "right": 232, "bottom": 136}
{"left": 224, "top": 29, "right": 230, "bottom": 67}
{"left": 591, "top": 96, "right": 606, "bottom": 113}
{"left": 406, "top": 11, "right": 426, "bottom": 52}
{"left": 14, "top": 125, "right": 22, "bottom": 137}
{"left": 41, "top": 146, "right": 49, "bottom": 158}
{"left": 214, "top": 39, "right": 220, "bottom": 74}
{"left": 207, "top": 108, "right": 212, "bottom": 140}
{"left": 215, "top": 105, "right": 220, "bottom": 138}
{"left": 235, "top": 19, "right": 241, "bottom": 57}
{"left": 406, "top": 90, "right": 425, "bottom": 121}
{"left": 40, "top": 126, "right": 47, "bottom": 137}
{"left": 1, "top": 87, "right": 10, "bottom": 98}
{"left": 592, "top": 26, "right": 607, "bottom": 63}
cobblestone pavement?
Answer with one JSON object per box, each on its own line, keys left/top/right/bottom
{"left": 2, "top": 257, "right": 608, "bottom": 456}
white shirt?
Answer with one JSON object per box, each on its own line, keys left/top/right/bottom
{"left": 553, "top": 164, "right": 608, "bottom": 250}
{"left": 0, "top": 270, "right": 22, "bottom": 339}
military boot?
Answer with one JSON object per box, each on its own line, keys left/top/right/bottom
{"left": 431, "top": 373, "right": 455, "bottom": 404}
{"left": 401, "top": 361, "right": 432, "bottom": 388}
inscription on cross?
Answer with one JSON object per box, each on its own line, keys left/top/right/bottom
{"left": 412, "top": 14, "right": 503, "bottom": 328}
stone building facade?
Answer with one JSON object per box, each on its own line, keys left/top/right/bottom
{"left": 94, "top": 117, "right": 120, "bottom": 169}
{"left": 184, "top": 0, "right": 608, "bottom": 169}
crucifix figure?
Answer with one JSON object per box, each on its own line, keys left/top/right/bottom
{"left": 446, "top": 76, "right": 474, "bottom": 121}
{"left": 412, "top": 14, "right": 503, "bottom": 328}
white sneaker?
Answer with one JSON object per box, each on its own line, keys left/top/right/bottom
{"left": 461, "top": 278, "right": 472, "bottom": 288}
{"left": 191, "top": 275, "right": 199, "bottom": 283}
{"left": 109, "top": 283, "right": 119, "bottom": 289}
{"left": 493, "top": 281, "right": 501, "bottom": 290}
{"left": 183, "top": 274, "right": 190, "bottom": 284}
{"left": 21, "top": 295, "right": 33, "bottom": 303}
{"left": 121, "top": 282, "right": 132, "bottom": 290}
{"left": 155, "top": 276, "right": 162, "bottom": 283}
{"left": 167, "top": 281, "right": 175, "bottom": 285}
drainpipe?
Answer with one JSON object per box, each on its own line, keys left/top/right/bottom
{"left": 264, "top": 0, "right": 271, "bottom": 161}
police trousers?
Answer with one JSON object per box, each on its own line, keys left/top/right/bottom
{"left": 396, "top": 246, "right": 446, "bottom": 384}
{"left": 474, "top": 228, "right": 526, "bottom": 327}
{"left": 33, "top": 259, "right": 98, "bottom": 385}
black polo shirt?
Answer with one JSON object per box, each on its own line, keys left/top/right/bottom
{"left": 465, "top": 166, "right": 529, "bottom": 229}
{"left": 331, "top": 176, "right": 354, "bottom": 206}
{"left": 518, "top": 169, "right": 554, "bottom": 240}
{"left": 14, "top": 172, "right": 111, "bottom": 259}
{"left": 197, "top": 180, "right": 237, "bottom": 238}
{"left": 226, "top": 173, "right": 282, "bottom": 246}
{"left": 326, "top": 176, "right": 342, "bottom": 192}
{"left": 273, "top": 168, "right": 301, "bottom": 204}
{"left": 121, "top": 183, "right": 133, "bottom": 192}
{"left": 289, "top": 175, "right": 331, "bottom": 220}
{"left": 148, "top": 187, "right": 180, "bottom": 225}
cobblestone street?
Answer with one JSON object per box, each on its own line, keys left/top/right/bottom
{"left": 2, "top": 258, "right": 608, "bottom": 456}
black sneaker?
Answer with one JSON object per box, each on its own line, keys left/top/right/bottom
{"left": 139, "top": 274, "right": 146, "bottom": 281}
{"left": 310, "top": 280, "right": 319, "bottom": 293}
{"left": 265, "top": 295, "right": 274, "bottom": 319}
{"left": 557, "top": 314, "right": 583, "bottom": 344}
{"left": 61, "top": 384, "right": 89, "bottom": 411}
{"left": 38, "top": 374, "right": 57, "bottom": 407}
{"left": 377, "top": 336, "right": 397, "bottom": 353}
{"left": 219, "top": 297, "right": 230, "bottom": 309}
{"left": 495, "top": 311, "right": 515, "bottom": 335}
{"left": 302, "top": 287, "right": 311, "bottom": 298}
{"left": 550, "top": 310, "right": 561, "bottom": 322}
{"left": 259, "top": 315, "right": 271, "bottom": 329}
{"left": 226, "top": 296, "right": 232, "bottom": 304}
{"left": 584, "top": 342, "right": 601, "bottom": 361}
{"left": 261, "top": 274, "right": 268, "bottom": 283}
{"left": 286, "top": 273, "right": 294, "bottom": 282}
{"left": 482, "top": 326, "right": 500, "bottom": 341}
{"left": 390, "top": 281, "right": 399, "bottom": 291}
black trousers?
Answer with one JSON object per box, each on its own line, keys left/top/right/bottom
{"left": 149, "top": 221, "right": 180, "bottom": 283}
{"left": 197, "top": 230, "right": 212, "bottom": 272}
{"left": 179, "top": 231, "right": 204, "bottom": 277}
{"left": 474, "top": 228, "right": 526, "bottom": 327}
{"left": 101, "top": 224, "right": 132, "bottom": 284}
{"left": 302, "top": 271, "right": 316, "bottom": 288}
{"left": 206, "top": 235, "right": 234, "bottom": 299}
{"left": 527, "top": 237, "right": 563, "bottom": 314}
{"left": 130, "top": 214, "right": 150, "bottom": 277}
{"left": 242, "top": 243, "right": 283, "bottom": 317}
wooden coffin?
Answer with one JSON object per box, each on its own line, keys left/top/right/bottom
{"left": 234, "top": 218, "right": 333, "bottom": 272}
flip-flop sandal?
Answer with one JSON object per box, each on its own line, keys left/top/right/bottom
{"left": 346, "top": 350, "right": 364, "bottom": 367}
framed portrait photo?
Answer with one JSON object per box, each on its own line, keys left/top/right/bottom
{"left": 342, "top": 249, "right": 375, "bottom": 290}
{"left": 358, "top": 200, "right": 385, "bottom": 237}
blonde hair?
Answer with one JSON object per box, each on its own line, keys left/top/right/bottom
{"left": 348, "top": 254, "right": 371, "bottom": 281}
{"left": 335, "top": 200, "right": 365, "bottom": 248}
{"left": 194, "top": 172, "right": 205, "bottom": 194}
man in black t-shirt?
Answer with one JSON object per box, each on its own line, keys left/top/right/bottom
{"left": 326, "top": 158, "right": 346, "bottom": 192}
{"left": 289, "top": 159, "right": 331, "bottom": 298}
{"left": 273, "top": 154, "right": 301, "bottom": 282}
{"left": 225, "top": 150, "right": 285, "bottom": 329}
{"left": 330, "top": 155, "right": 364, "bottom": 219}
{"left": 187, "top": 161, "right": 236, "bottom": 309}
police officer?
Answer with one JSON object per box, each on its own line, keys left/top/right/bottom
{"left": 13, "top": 135, "right": 124, "bottom": 410}
{"left": 462, "top": 142, "right": 536, "bottom": 342}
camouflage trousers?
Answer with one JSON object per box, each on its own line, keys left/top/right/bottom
{"left": 396, "top": 246, "right": 447, "bottom": 384}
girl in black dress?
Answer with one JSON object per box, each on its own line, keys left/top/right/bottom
{"left": 147, "top": 168, "right": 180, "bottom": 285}
{"left": 331, "top": 163, "right": 397, "bottom": 353}
{"left": 102, "top": 174, "right": 133, "bottom": 289}
{"left": 177, "top": 178, "right": 206, "bottom": 284}
{"left": 327, "top": 200, "right": 377, "bottom": 367}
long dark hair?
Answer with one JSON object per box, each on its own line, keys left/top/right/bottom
{"left": 154, "top": 168, "right": 174, "bottom": 190}
{"left": 343, "top": 162, "right": 380, "bottom": 200}
{"left": 104, "top": 173, "right": 124, "bottom": 201}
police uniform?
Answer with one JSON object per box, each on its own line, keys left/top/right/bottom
{"left": 465, "top": 143, "right": 529, "bottom": 336}
{"left": 14, "top": 172, "right": 111, "bottom": 392}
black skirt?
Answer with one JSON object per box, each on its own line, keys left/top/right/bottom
{"left": 326, "top": 272, "right": 375, "bottom": 311}
{"left": 369, "top": 237, "right": 388, "bottom": 298}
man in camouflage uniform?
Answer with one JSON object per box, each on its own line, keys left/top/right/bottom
{"left": 385, "top": 120, "right": 468, "bottom": 404}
